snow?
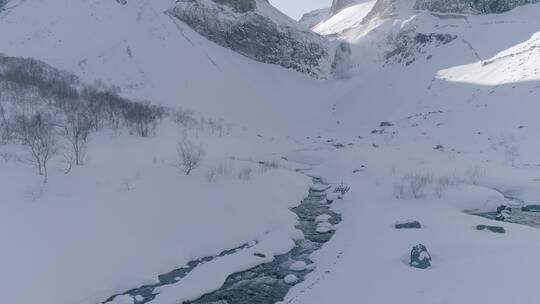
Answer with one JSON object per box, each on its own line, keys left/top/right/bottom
{"left": 290, "top": 261, "right": 308, "bottom": 272}
{"left": 2, "top": 0, "right": 540, "bottom": 303}
{"left": 313, "top": 1, "right": 376, "bottom": 35}
{"left": 150, "top": 226, "right": 297, "bottom": 304}
{"left": 316, "top": 214, "right": 333, "bottom": 222}
{"left": 284, "top": 274, "right": 299, "bottom": 284}
{"left": 109, "top": 295, "right": 135, "bottom": 304}
{"left": 0, "top": 122, "right": 311, "bottom": 304}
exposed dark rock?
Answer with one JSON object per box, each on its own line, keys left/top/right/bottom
{"left": 409, "top": 244, "right": 432, "bottom": 269}
{"left": 168, "top": 0, "right": 337, "bottom": 78}
{"left": 380, "top": 121, "right": 394, "bottom": 127}
{"left": 496, "top": 205, "right": 512, "bottom": 221}
{"left": 0, "top": 0, "right": 7, "bottom": 11}
{"left": 433, "top": 144, "right": 445, "bottom": 151}
{"left": 395, "top": 221, "right": 422, "bottom": 229}
{"left": 213, "top": 0, "right": 256, "bottom": 13}
{"left": 476, "top": 224, "right": 506, "bottom": 233}
{"left": 253, "top": 252, "right": 267, "bottom": 258}
{"left": 299, "top": 8, "right": 330, "bottom": 28}
{"left": 331, "top": 0, "right": 359, "bottom": 14}
{"left": 414, "top": 0, "right": 540, "bottom": 14}
{"left": 385, "top": 30, "right": 457, "bottom": 65}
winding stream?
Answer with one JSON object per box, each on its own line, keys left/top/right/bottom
{"left": 467, "top": 190, "right": 540, "bottom": 228}
{"left": 103, "top": 177, "right": 342, "bottom": 304}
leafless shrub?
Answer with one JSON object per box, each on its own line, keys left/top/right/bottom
{"left": 206, "top": 167, "right": 218, "bottom": 183}
{"left": 505, "top": 146, "right": 519, "bottom": 167}
{"left": 393, "top": 182, "right": 406, "bottom": 199}
{"left": 406, "top": 173, "right": 433, "bottom": 199}
{"left": 237, "top": 167, "right": 252, "bottom": 181}
{"left": 172, "top": 107, "right": 197, "bottom": 129}
{"left": 59, "top": 104, "right": 92, "bottom": 166}
{"left": 24, "top": 184, "right": 45, "bottom": 203}
{"left": 12, "top": 113, "right": 59, "bottom": 183}
{"left": 258, "top": 160, "right": 280, "bottom": 174}
{"left": 434, "top": 176, "right": 451, "bottom": 199}
{"left": 469, "top": 166, "right": 486, "bottom": 185}
{"left": 175, "top": 139, "right": 205, "bottom": 175}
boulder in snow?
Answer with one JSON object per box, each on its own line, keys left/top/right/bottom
{"left": 409, "top": 244, "right": 431, "bottom": 269}
{"left": 476, "top": 225, "right": 506, "bottom": 234}
{"left": 395, "top": 221, "right": 422, "bottom": 229}
{"left": 284, "top": 274, "right": 299, "bottom": 284}
{"left": 289, "top": 261, "right": 308, "bottom": 272}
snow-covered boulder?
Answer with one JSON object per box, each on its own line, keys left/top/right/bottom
{"left": 289, "top": 261, "right": 308, "bottom": 272}
{"left": 284, "top": 274, "right": 299, "bottom": 284}
{"left": 316, "top": 214, "right": 332, "bottom": 223}
{"left": 409, "top": 244, "right": 432, "bottom": 269}
{"left": 316, "top": 222, "right": 334, "bottom": 233}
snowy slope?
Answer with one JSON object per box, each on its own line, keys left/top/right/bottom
{"left": 2, "top": 0, "right": 540, "bottom": 303}
{"left": 313, "top": 1, "right": 376, "bottom": 35}
{"left": 281, "top": 2, "right": 540, "bottom": 304}
{"left": 0, "top": 0, "right": 341, "bottom": 136}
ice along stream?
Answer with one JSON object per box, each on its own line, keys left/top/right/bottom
{"left": 103, "top": 177, "right": 343, "bottom": 304}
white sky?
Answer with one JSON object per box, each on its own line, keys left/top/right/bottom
{"left": 269, "top": 0, "right": 332, "bottom": 20}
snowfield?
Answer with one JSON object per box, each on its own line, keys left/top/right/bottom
{"left": 0, "top": 120, "right": 311, "bottom": 304}
{"left": 1, "top": 0, "right": 540, "bottom": 303}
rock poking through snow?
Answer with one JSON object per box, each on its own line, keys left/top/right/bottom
{"left": 476, "top": 225, "right": 506, "bottom": 234}
{"left": 395, "top": 221, "right": 422, "bottom": 229}
{"left": 409, "top": 244, "right": 432, "bottom": 269}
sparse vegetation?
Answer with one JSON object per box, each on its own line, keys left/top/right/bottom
{"left": 175, "top": 139, "right": 205, "bottom": 175}
{"left": 393, "top": 171, "right": 465, "bottom": 200}
{"left": 0, "top": 54, "right": 166, "bottom": 182}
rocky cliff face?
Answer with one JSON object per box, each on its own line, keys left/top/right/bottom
{"left": 169, "top": 0, "right": 343, "bottom": 78}
{"left": 299, "top": 8, "right": 330, "bottom": 28}
{"left": 414, "top": 0, "right": 540, "bottom": 14}
{"left": 0, "top": 0, "right": 8, "bottom": 11}
{"left": 330, "top": 0, "right": 359, "bottom": 14}
{"left": 362, "top": 0, "right": 399, "bottom": 23}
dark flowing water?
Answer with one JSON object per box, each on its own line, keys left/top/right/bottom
{"left": 467, "top": 191, "right": 540, "bottom": 228}
{"left": 103, "top": 178, "right": 341, "bottom": 304}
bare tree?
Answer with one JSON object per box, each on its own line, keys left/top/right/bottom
{"left": 172, "top": 107, "right": 196, "bottom": 129}
{"left": 175, "top": 139, "right": 205, "bottom": 175}
{"left": 59, "top": 103, "right": 92, "bottom": 166}
{"left": 505, "top": 146, "right": 519, "bottom": 167}
{"left": 13, "top": 113, "right": 59, "bottom": 183}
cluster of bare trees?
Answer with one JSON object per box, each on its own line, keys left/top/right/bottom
{"left": 171, "top": 107, "right": 232, "bottom": 138}
{"left": 0, "top": 54, "right": 165, "bottom": 182}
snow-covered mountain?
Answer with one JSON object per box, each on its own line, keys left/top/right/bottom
{"left": 168, "top": 0, "right": 342, "bottom": 77}
{"left": 414, "top": 0, "right": 540, "bottom": 14}
{"left": 2, "top": 0, "right": 540, "bottom": 304}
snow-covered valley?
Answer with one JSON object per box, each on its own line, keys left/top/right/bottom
{"left": 1, "top": 0, "right": 540, "bottom": 303}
